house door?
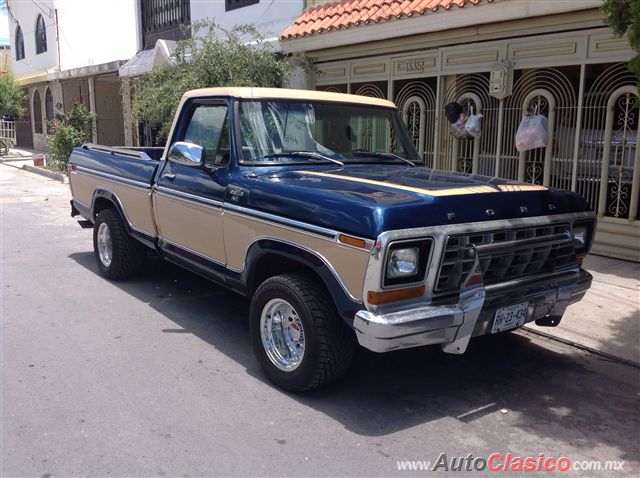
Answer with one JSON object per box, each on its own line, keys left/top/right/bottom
{"left": 95, "top": 76, "right": 125, "bottom": 146}
{"left": 14, "top": 88, "right": 33, "bottom": 149}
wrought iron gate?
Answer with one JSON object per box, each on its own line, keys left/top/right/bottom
{"left": 438, "top": 73, "right": 500, "bottom": 175}
{"left": 394, "top": 81, "right": 437, "bottom": 167}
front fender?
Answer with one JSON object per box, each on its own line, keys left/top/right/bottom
{"left": 226, "top": 238, "right": 363, "bottom": 326}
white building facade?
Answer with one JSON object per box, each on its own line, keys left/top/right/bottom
{"left": 7, "top": 0, "right": 305, "bottom": 149}
{"left": 191, "top": 0, "right": 304, "bottom": 46}
{"left": 8, "top": 0, "right": 140, "bottom": 150}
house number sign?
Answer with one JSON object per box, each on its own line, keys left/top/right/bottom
{"left": 405, "top": 60, "right": 425, "bottom": 73}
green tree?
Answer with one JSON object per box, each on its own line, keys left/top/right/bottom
{"left": 603, "top": 0, "right": 640, "bottom": 84}
{"left": 47, "top": 105, "right": 96, "bottom": 171}
{"left": 132, "top": 20, "right": 304, "bottom": 143}
{"left": 0, "top": 75, "right": 26, "bottom": 118}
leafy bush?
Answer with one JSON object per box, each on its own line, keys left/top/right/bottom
{"left": 47, "top": 105, "right": 96, "bottom": 171}
{"left": 132, "top": 20, "right": 306, "bottom": 144}
{"left": 0, "top": 75, "right": 26, "bottom": 119}
{"left": 603, "top": 0, "right": 640, "bottom": 93}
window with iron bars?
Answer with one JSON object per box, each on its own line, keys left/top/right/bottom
{"left": 225, "top": 0, "right": 259, "bottom": 12}
{"left": 140, "top": 0, "right": 191, "bottom": 50}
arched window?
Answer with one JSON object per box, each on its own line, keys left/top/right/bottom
{"left": 35, "top": 14, "right": 47, "bottom": 54}
{"left": 33, "top": 90, "right": 43, "bottom": 134}
{"left": 45, "top": 87, "right": 54, "bottom": 133}
{"left": 15, "top": 25, "right": 25, "bottom": 61}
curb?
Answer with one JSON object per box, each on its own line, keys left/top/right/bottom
{"left": 520, "top": 327, "right": 640, "bottom": 369}
{"left": 0, "top": 157, "right": 34, "bottom": 162}
{"left": 0, "top": 160, "right": 27, "bottom": 170}
{"left": 21, "top": 164, "right": 67, "bottom": 183}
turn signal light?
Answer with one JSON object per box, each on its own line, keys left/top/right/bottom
{"left": 367, "top": 285, "right": 425, "bottom": 305}
{"left": 338, "top": 234, "right": 367, "bottom": 249}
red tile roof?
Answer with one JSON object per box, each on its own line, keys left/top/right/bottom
{"left": 281, "top": 0, "right": 494, "bottom": 39}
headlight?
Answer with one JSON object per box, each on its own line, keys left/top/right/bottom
{"left": 384, "top": 239, "right": 432, "bottom": 287}
{"left": 572, "top": 221, "right": 594, "bottom": 255}
{"left": 572, "top": 225, "right": 588, "bottom": 250}
{"left": 387, "top": 247, "right": 419, "bottom": 278}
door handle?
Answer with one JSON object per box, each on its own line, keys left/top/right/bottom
{"left": 162, "top": 173, "right": 176, "bottom": 181}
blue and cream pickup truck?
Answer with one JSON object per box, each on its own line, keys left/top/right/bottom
{"left": 69, "top": 87, "right": 595, "bottom": 391}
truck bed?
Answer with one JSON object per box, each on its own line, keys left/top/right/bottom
{"left": 69, "top": 143, "right": 164, "bottom": 186}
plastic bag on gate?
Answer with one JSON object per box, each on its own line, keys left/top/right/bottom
{"left": 449, "top": 112, "right": 469, "bottom": 138}
{"left": 515, "top": 113, "right": 548, "bottom": 152}
{"left": 465, "top": 106, "right": 483, "bottom": 138}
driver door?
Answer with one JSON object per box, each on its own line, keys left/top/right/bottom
{"left": 154, "top": 99, "right": 231, "bottom": 280}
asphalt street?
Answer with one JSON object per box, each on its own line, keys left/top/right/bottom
{"left": 1, "top": 164, "right": 639, "bottom": 477}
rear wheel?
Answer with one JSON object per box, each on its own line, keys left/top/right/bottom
{"left": 93, "top": 208, "right": 146, "bottom": 279}
{"left": 250, "top": 272, "right": 356, "bottom": 392}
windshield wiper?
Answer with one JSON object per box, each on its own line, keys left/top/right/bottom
{"left": 258, "top": 151, "right": 344, "bottom": 167}
{"left": 350, "top": 151, "right": 416, "bottom": 167}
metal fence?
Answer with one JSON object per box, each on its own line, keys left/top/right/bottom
{"left": 324, "top": 62, "right": 638, "bottom": 224}
{"left": 0, "top": 120, "right": 16, "bottom": 152}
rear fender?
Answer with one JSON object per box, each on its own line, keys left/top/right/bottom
{"left": 91, "top": 188, "right": 155, "bottom": 249}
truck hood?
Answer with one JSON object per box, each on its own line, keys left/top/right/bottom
{"left": 232, "top": 165, "right": 591, "bottom": 238}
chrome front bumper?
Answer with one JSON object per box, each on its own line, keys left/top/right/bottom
{"left": 354, "top": 266, "right": 592, "bottom": 354}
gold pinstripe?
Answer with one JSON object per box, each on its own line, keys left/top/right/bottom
{"left": 300, "top": 171, "right": 500, "bottom": 196}
{"left": 301, "top": 171, "right": 549, "bottom": 196}
{"left": 497, "top": 184, "right": 548, "bottom": 191}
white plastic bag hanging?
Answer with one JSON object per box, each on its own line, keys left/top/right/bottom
{"left": 449, "top": 112, "right": 469, "bottom": 138}
{"left": 465, "top": 105, "right": 483, "bottom": 138}
{"left": 515, "top": 105, "right": 548, "bottom": 152}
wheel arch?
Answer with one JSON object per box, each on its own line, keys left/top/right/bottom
{"left": 91, "top": 189, "right": 127, "bottom": 222}
{"left": 91, "top": 188, "right": 155, "bottom": 249}
{"left": 230, "top": 238, "right": 363, "bottom": 326}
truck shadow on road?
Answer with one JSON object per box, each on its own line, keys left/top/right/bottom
{"left": 70, "top": 251, "right": 640, "bottom": 462}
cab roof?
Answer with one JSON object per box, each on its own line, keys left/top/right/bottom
{"left": 183, "top": 87, "right": 397, "bottom": 109}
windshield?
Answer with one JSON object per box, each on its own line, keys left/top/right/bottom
{"left": 237, "top": 100, "right": 420, "bottom": 165}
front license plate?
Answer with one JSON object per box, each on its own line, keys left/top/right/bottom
{"left": 491, "top": 302, "right": 529, "bottom": 334}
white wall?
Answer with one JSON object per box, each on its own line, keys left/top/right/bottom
{"left": 55, "top": 0, "right": 139, "bottom": 71}
{"left": 190, "top": 0, "right": 303, "bottom": 47}
{"left": 8, "top": 0, "right": 58, "bottom": 81}
{"left": 9, "top": 0, "right": 140, "bottom": 81}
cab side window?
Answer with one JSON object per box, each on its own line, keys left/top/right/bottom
{"left": 183, "top": 103, "right": 230, "bottom": 167}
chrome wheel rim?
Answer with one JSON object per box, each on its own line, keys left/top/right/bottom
{"left": 260, "top": 298, "right": 305, "bottom": 371}
{"left": 97, "top": 222, "right": 113, "bottom": 267}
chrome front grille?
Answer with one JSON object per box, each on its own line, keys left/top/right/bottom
{"left": 435, "top": 223, "right": 575, "bottom": 294}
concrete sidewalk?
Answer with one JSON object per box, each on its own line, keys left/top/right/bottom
{"left": 0, "top": 146, "right": 45, "bottom": 160}
{"left": 1, "top": 148, "right": 66, "bottom": 182}
{"left": 1, "top": 147, "right": 40, "bottom": 168}
{"left": 525, "top": 254, "right": 640, "bottom": 366}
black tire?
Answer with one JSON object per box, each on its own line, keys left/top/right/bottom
{"left": 250, "top": 272, "right": 356, "bottom": 392}
{"left": 93, "top": 208, "right": 146, "bottom": 279}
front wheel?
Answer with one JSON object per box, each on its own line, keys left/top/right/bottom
{"left": 93, "top": 208, "right": 146, "bottom": 279}
{"left": 250, "top": 272, "right": 356, "bottom": 392}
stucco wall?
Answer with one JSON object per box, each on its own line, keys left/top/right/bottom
{"left": 190, "top": 0, "right": 304, "bottom": 45}
{"left": 55, "top": 0, "right": 139, "bottom": 71}
{"left": 8, "top": 0, "right": 58, "bottom": 81}
{"left": 8, "top": 0, "right": 139, "bottom": 81}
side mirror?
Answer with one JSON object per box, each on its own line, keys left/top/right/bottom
{"left": 167, "top": 141, "right": 204, "bottom": 167}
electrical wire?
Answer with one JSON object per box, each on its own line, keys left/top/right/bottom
{"left": 2, "top": 0, "right": 18, "bottom": 24}
{"left": 30, "top": 0, "right": 51, "bottom": 18}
